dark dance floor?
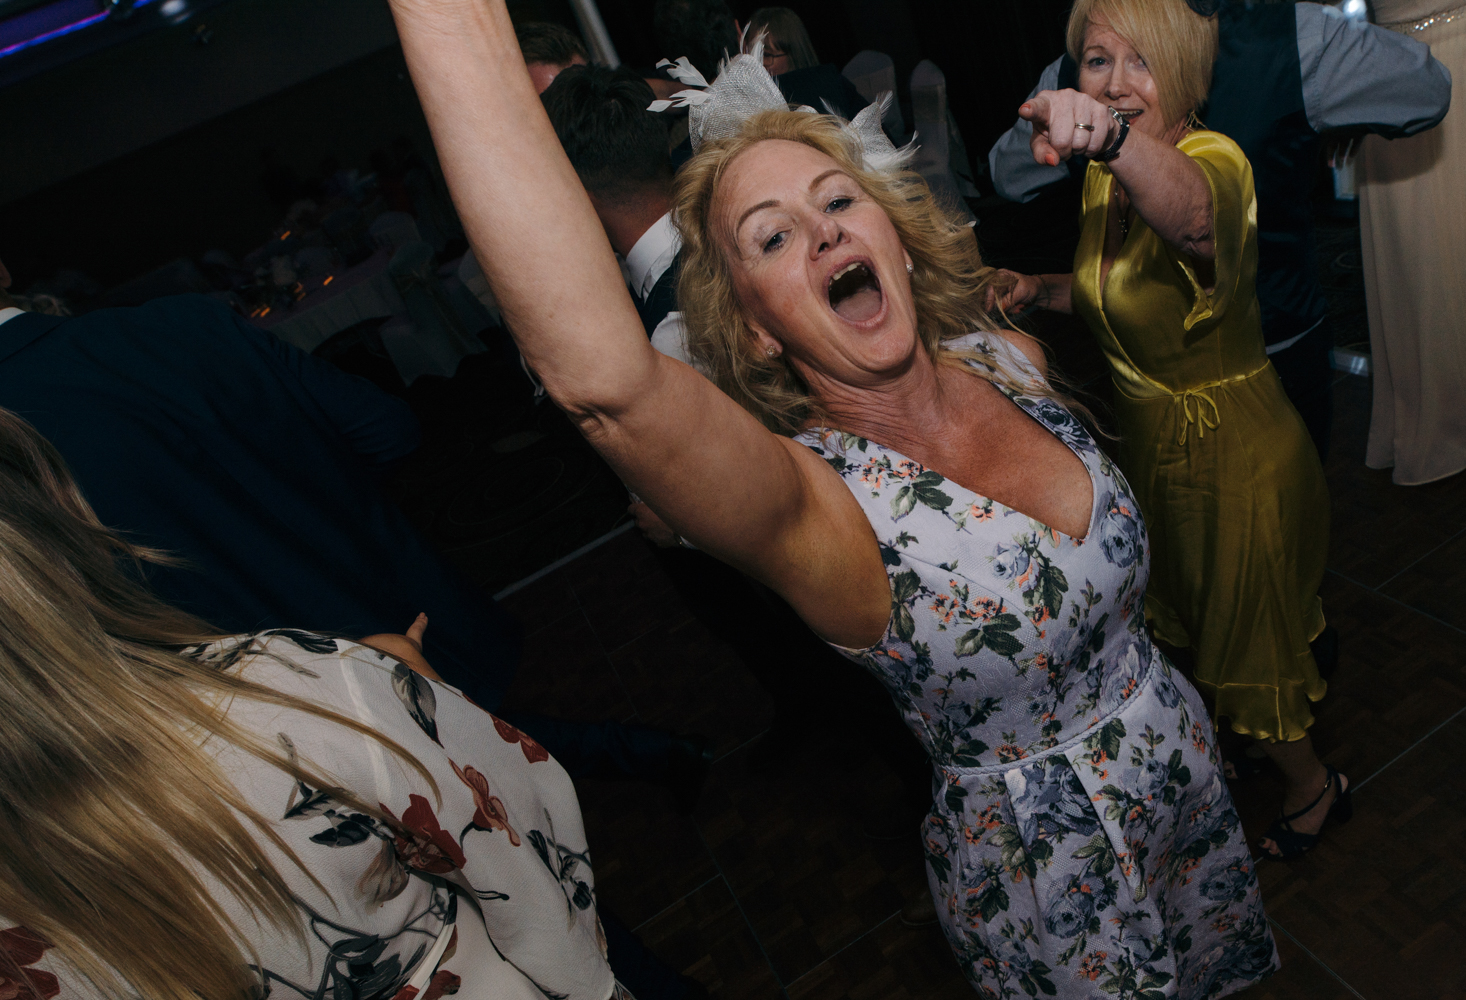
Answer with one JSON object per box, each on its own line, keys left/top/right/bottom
{"left": 378, "top": 214, "right": 1464, "bottom": 998}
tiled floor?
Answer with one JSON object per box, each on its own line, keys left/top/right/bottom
{"left": 487, "top": 370, "right": 1466, "bottom": 999}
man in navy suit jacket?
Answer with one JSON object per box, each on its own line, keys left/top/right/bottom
{"left": 0, "top": 282, "right": 524, "bottom": 705}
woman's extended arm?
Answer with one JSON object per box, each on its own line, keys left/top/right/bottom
{"left": 1023, "top": 91, "right": 1214, "bottom": 260}
{"left": 383, "top": 1, "right": 888, "bottom": 644}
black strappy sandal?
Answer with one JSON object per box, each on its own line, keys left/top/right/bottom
{"left": 1260, "top": 765, "right": 1352, "bottom": 861}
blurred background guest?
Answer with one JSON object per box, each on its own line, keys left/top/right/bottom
{"left": 988, "top": 0, "right": 1452, "bottom": 460}
{"left": 992, "top": 0, "right": 1345, "bottom": 861}
{"left": 653, "top": 0, "right": 867, "bottom": 120}
{"left": 653, "top": 0, "right": 740, "bottom": 83}
{"left": 0, "top": 406, "right": 618, "bottom": 1000}
{"left": 745, "top": 6, "right": 869, "bottom": 119}
{"left": 1358, "top": 0, "right": 1466, "bottom": 486}
{"left": 517, "top": 20, "right": 590, "bottom": 94}
{"left": 541, "top": 64, "right": 690, "bottom": 362}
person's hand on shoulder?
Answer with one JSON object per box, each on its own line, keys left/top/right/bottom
{"left": 359, "top": 613, "right": 442, "bottom": 682}
{"left": 986, "top": 270, "right": 1048, "bottom": 316}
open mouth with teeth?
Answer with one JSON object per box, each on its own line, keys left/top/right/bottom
{"left": 827, "top": 260, "right": 884, "bottom": 323}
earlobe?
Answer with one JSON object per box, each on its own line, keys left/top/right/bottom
{"left": 746, "top": 320, "right": 782, "bottom": 359}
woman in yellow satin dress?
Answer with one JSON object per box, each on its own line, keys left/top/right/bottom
{"left": 993, "top": 0, "right": 1343, "bottom": 860}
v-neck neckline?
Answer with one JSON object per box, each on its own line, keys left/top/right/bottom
{"left": 808, "top": 388, "right": 1102, "bottom": 544}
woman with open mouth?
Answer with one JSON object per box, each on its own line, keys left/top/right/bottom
{"left": 383, "top": 0, "right": 1278, "bottom": 994}
{"left": 993, "top": 0, "right": 1339, "bottom": 867}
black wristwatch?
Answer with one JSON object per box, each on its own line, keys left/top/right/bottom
{"left": 1094, "top": 106, "right": 1130, "bottom": 163}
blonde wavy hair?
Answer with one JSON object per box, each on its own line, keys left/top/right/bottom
{"left": 0, "top": 407, "right": 433, "bottom": 1000}
{"left": 674, "top": 109, "right": 1059, "bottom": 435}
{"left": 1067, "top": 0, "right": 1219, "bottom": 129}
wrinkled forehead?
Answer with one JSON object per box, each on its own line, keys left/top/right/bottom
{"left": 711, "top": 139, "right": 847, "bottom": 246}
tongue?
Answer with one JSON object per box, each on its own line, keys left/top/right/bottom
{"left": 833, "top": 285, "right": 882, "bottom": 323}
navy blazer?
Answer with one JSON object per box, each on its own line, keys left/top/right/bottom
{"left": 0, "top": 295, "right": 519, "bottom": 706}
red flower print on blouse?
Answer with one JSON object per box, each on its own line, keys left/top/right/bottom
{"left": 492, "top": 716, "right": 550, "bottom": 764}
{"left": 380, "top": 794, "right": 467, "bottom": 874}
{"left": 391, "top": 969, "right": 462, "bottom": 1000}
{"left": 450, "top": 760, "right": 521, "bottom": 846}
{"left": 0, "top": 926, "right": 60, "bottom": 1000}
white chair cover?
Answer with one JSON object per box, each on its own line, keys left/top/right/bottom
{"left": 908, "top": 60, "right": 975, "bottom": 221}
{"left": 842, "top": 50, "right": 904, "bottom": 137}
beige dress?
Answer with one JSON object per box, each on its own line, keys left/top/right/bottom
{"left": 1359, "top": 3, "right": 1466, "bottom": 485}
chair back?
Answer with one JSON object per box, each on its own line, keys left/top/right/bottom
{"left": 369, "top": 211, "right": 422, "bottom": 253}
{"left": 908, "top": 60, "right": 974, "bottom": 221}
{"left": 842, "top": 50, "right": 904, "bottom": 137}
{"left": 322, "top": 208, "right": 372, "bottom": 265}
{"left": 384, "top": 241, "right": 484, "bottom": 383}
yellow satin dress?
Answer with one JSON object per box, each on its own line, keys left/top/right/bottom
{"left": 1071, "top": 130, "right": 1329, "bottom": 742}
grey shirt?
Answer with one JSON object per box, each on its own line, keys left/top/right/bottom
{"left": 988, "top": 2, "right": 1452, "bottom": 204}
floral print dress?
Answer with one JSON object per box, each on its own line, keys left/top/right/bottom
{"left": 0, "top": 631, "right": 619, "bottom": 1000}
{"left": 793, "top": 333, "right": 1277, "bottom": 999}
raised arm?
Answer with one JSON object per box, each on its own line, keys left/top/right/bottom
{"left": 1023, "top": 90, "right": 1215, "bottom": 260}
{"left": 384, "top": 1, "right": 886, "bottom": 644}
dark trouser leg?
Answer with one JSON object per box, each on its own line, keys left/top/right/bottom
{"left": 1268, "top": 322, "right": 1335, "bottom": 462}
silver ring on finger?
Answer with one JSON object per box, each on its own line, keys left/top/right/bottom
{"left": 1074, "top": 122, "right": 1096, "bottom": 132}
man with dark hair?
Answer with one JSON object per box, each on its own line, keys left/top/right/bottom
{"left": 542, "top": 64, "right": 692, "bottom": 361}
{"left": 652, "top": 0, "right": 738, "bottom": 84}
{"left": 650, "top": 0, "right": 866, "bottom": 169}
{"left": 515, "top": 20, "right": 588, "bottom": 94}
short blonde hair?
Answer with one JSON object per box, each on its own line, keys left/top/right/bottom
{"left": 1067, "top": 0, "right": 1218, "bottom": 128}
{"left": 673, "top": 110, "right": 1036, "bottom": 434}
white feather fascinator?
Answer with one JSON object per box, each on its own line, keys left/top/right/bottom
{"left": 648, "top": 38, "right": 916, "bottom": 176}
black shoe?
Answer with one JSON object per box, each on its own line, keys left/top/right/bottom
{"left": 1311, "top": 625, "right": 1339, "bottom": 680}
{"left": 663, "top": 735, "right": 713, "bottom": 815}
{"left": 1260, "top": 765, "right": 1352, "bottom": 861}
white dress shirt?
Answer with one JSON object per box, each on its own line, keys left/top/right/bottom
{"left": 621, "top": 211, "right": 680, "bottom": 301}
{"left": 0, "top": 307, "right": 24, "bottom": 328}
{"left": 622, "top": 211, "right": 702, "bottom": 372}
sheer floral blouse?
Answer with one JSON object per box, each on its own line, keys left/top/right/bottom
{"left": 0, "top": 631, "right": 618, "bottom": 1000}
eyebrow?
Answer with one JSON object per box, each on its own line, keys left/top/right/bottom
{"left": 734, "top": 168, "right": 853, "bottom": 241}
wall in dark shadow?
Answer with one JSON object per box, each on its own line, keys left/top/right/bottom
{"left": 0, "top": 0, "right": 1076, "bottom": 291}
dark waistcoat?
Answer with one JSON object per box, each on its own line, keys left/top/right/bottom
{"left": 634, "top": 254, "right": 682, "bottom": 337}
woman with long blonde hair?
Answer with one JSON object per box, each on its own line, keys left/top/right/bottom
{"left": 381, "top": 1, "right": 1277, "bottom": 993}
{"left": 0, "top": 406, "right": 618, "bottom": 999}
{"left": 993, "top": 0, "right": 1341, "bottom": 863}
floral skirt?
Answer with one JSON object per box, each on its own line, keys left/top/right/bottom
{"left": 922, "top": 646, "right": 1278, "bottom": 999}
